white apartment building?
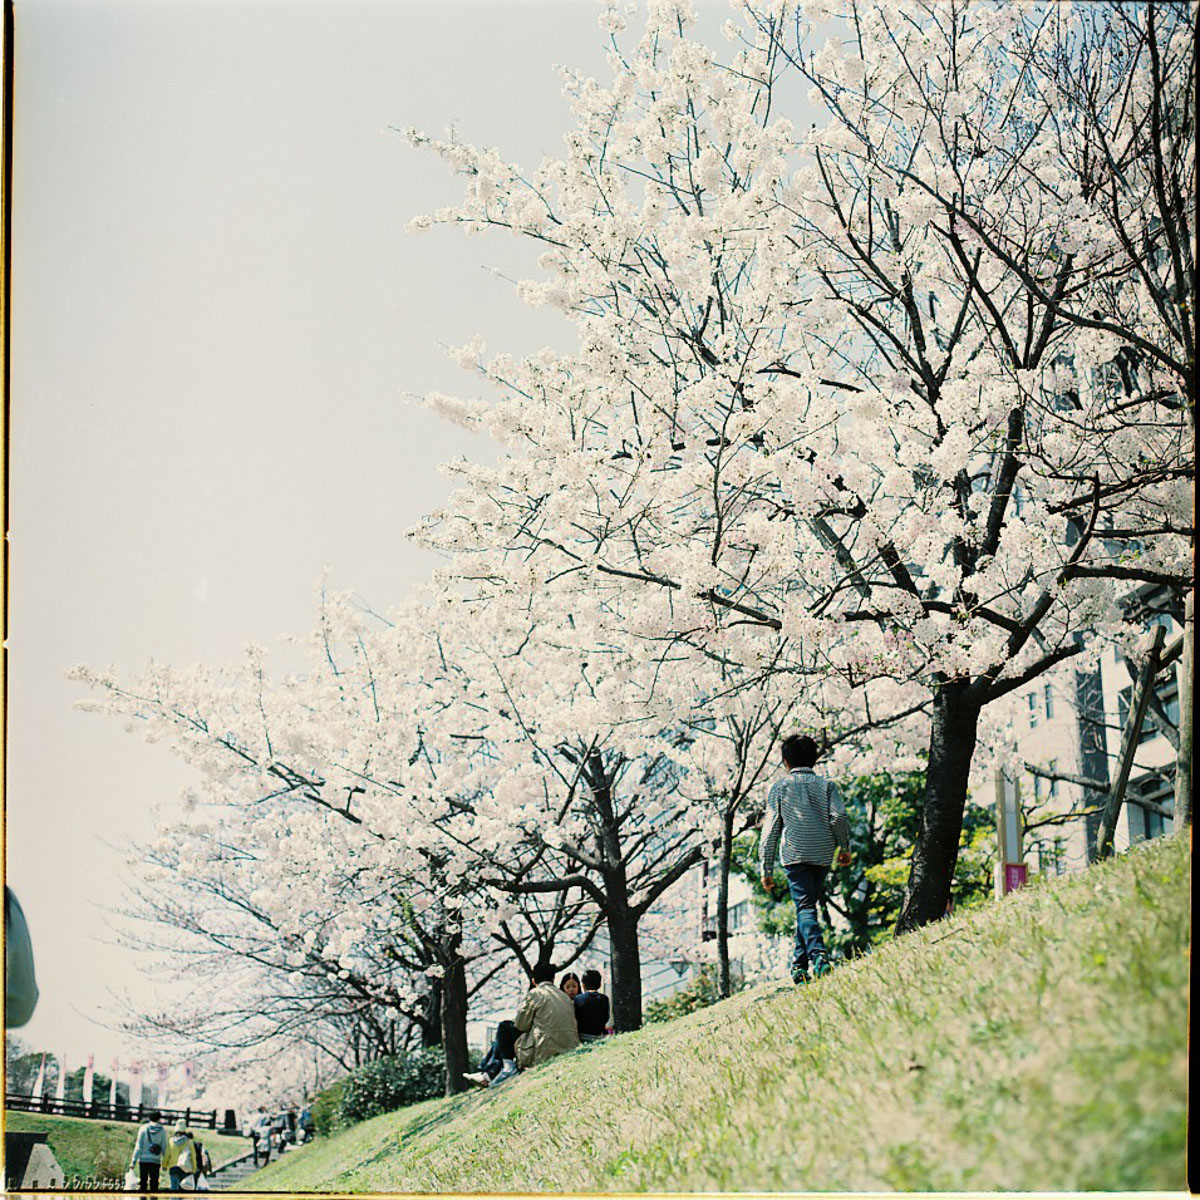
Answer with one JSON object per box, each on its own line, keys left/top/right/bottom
{"left": 1006, "top": 585, "right": 1182, "bottom": 881}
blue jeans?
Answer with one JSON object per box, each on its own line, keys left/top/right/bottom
{"left": 480, "top": 1019, "right": 519, "bottom": 1079}
{"left": 784, "top": 862, "right": 830, "bottom": 976}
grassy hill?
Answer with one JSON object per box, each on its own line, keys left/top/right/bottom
{"left": 2, "top": 1111, "right": 249, "bottom": 1182}
{"left": 254, "top": 834, "right": 1188, "bottom": 1192}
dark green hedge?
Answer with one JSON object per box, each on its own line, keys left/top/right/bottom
{"left": 337, "top": 1050, "right": 445, "bottom": 1126}
{"left": 310, "top": 1076, "right": 348, "bottom": 1138}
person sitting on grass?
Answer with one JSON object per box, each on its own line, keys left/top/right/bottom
{"left": 574, "top": 969, "right": 610, "bottom": 1042}
{"left": 466, "top": 1018, "right": 521, "bottom": 1088}
{"left": 466, "top": 963, "right": 581, "bottom": 1087}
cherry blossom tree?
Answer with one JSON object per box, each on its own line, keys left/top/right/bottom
{"left": 396, "top": 587, "right": 716, "bottom": 1032}
{"left": 72, "top": 594, "right": 603, "bottom": 1092}
{"left": 406, "top": 0, "right": 1193, "bottom": 933}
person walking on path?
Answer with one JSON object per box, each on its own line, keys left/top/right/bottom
{"left": 759, "top": 734, "right": 852, "bottom": 984}
{"left": 163, "top": 1120, "right": 196, "bottom": 1191}
{"left": 250, "top": 1107, "right": 272, "bottom": 1167}
{"left": 129, "top": 1110, "right": 166, "bottom": 1193}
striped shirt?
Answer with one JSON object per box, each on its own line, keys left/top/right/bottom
{"left": 759, "top": 768, "right": 851, "bottom": 873}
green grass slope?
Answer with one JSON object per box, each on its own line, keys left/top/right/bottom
{"left": 2, "top": 1111, "right": 249, "bottom": 1181}
{"left": 251, "top": 834, "right": 1190, "bottom": 1193}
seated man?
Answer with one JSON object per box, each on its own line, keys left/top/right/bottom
{"left": 468, "top": 1018, "right": 521, "bottom": 1087}
{"left": 574, "top": 968, "right": 610, "bottom": 1042}
{"left": 466, "top": 963, "right": 580, "bottom": 1087}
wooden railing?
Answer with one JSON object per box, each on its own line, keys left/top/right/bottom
{"left": 4, "top": 1094, "right": 220, "bottom": 1129}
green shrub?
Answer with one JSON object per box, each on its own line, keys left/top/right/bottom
{"left": 91, "top": 1145, "right": 127, "bottom": 1182}
{"left": 310, "top": 1077, "right": 348, "bottom": 1138}
{"left": 644, "top": 965, "right": 739, "bottom": 1024}
{"left": 337, "top": 1050, "right": 445, "bottom": 1126}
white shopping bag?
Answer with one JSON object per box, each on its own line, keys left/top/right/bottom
{"left": 123, "top": 1168, "right": 139, "bottom": 1191}
{"left": 195, "top": 1174, "right": 210, "bottom": 1192}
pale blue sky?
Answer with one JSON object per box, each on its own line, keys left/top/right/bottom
{"left": 5, "top": 0, "right": 631, "bottom": 1070}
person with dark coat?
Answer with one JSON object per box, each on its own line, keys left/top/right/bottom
{"left": 467, "top": 1019, "right": 521, "bottom": 1087}
{"left": 574, "top": 969, "right": 610, "bottom": 1042}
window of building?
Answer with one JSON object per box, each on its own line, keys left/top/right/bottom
{"left": 1027, "top": 692, "right": 1038, "bottom": 729}
{"left": 1118, "top": 671, "right": 1180, "bottom": 745}
{"left": 1047, "top": 759, "right": 1058, "bottom": 798}
{"left": 1128, "top": 771, "right": 1174, "bottom": 842}
{"left": 1036, "top": 837, "right": 1066, "bottom": 876}
{"left": 1043, "top": 683, "right": 1055, "bottom": 721}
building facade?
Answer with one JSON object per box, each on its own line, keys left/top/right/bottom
{"left": 1007, "top": 585, "right": 1182, "bottom": 881}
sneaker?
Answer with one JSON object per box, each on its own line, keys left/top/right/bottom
{"left": 791, "top": 968, "right": 809, "bottom": 985}
{"left": 810, "top": 960, "right": 832, "bottom": 979}
{"left": 463, "top": 1071, "right": 491, "bottom": 1088}
{"left": 492, "top": 1060, "right": 519, "bottom": 1085}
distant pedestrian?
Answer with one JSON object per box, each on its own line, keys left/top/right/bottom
{"left": 250, "top": 1106, "right": 271, "bottom": 1166}
{"left": 759, "top": 734, "right": 852, "bottom": 985}
{"left": 163, "top": 1119, "right": 196, "bottom": 1191}
{"left": 129, "top": 1110, "right": 167, "bottom": 1193}
{"left": 574, "top": 969, "right": 610, "bottom": 1042}
{"left": 194, "top": 1139, "right": 213, "bottom": 1187}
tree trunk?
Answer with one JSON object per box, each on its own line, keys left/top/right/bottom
{"left": 895, "top": 680, "right": 981, "bottom": 934}
{"left": 1096, "top": 624, "right": 1166, "bottom": 859}
{"left": 440, "top": 940, "right": 470, "bottom": 1096}
{"left": 419, "top": 977, "right": 443, "bottom": 1048}
{"left": 716, "top": 808, "right": 734, "bottom": 998}
{"left": 1072, "top": 657, "right": 1111, "bottom": 861}
{"left": 1173, "top": 590, "right": 1192, "bottom": 832}
{"left": 605, "top": 902, "right": 643, "bottom": 1032}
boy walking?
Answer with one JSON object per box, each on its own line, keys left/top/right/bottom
{"left": 760, "top": 734, "right": 851, "bottom": 984}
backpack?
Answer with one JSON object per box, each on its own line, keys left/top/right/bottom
{"left": 175, "top": 1139, "right": 196, "bottom": 1173}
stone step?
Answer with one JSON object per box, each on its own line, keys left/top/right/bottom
{"left": 208, "top": 1142, "right": 312, "bottom": 1191}
{"left": 207, "top": 1151, "right": 259, "bottom": 1191}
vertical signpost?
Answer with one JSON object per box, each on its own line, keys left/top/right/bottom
{"left": 994, "top": 768, "right": 1027, "bottom": 897}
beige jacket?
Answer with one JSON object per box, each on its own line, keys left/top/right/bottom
{"left": 513, "top": 982, "right": 581, "bottom": 1068}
